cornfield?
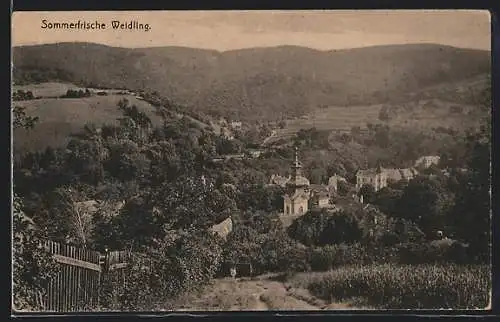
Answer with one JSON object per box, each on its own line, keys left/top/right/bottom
{"left": 292, "top": 264, "right": 490, "bottom": 309}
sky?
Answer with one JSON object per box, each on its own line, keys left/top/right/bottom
{"left": 12, "top": 10, "right": 491, "bottom": 51}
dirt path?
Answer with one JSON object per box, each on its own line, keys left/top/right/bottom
{"left": 172, "top": 275, "right": 357, "bottom": 311}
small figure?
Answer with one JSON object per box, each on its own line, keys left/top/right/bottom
{"left": 230, "top": 266, "right": 237, "bottom": 279}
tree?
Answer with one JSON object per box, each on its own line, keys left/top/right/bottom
{"left": 288, "top": 209, "right": 363, "bottom": 246}
{"left": 359, "top": 184, "right": 376, "bottom": 203}
{"left": 238, "top": 184, "right": 283, "bottom": 213}
{"left": 13, "top": 106, "right": 39, "bottom": 130}
{"left": 449, "top": 121, "right": 491, "bottom": 262}
{"left": 13, "top": 106, "right": 61, "bottom": 311}
{"left": 378, "top": 106, "right": 391, "bottom": 122}
{"left": 395, "top": 176, "right": 455, "bottom": 237}
{"left": 320, "top": 211, "right": 363, "bottom": 245}
{"left": 13, "top": 193, "right": 59, "bottom": 311}
{"left": 33, "top": 187, "right": 93, "bottom": 246}
{"left": 372, "top": 187, "right": 404, "bottom": 217}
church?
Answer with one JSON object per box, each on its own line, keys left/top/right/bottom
{"left": 283, "top": 147, "right": 311, "bottom": 215}
{"left": 278, "top": 147, "right": 335, "bottom": 216}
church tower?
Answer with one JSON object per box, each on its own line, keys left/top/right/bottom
{"left": 283, "top": 146, "right": 310, "bottom": 216}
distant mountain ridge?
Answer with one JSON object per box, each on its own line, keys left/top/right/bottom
{"left": 13, "top": 42, "right": 491, "bottom": 122}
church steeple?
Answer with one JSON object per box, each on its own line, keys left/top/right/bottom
{"left": 291, "top": 146, "right": 303, "bottom": 179}
{"left": 283, "top": 146, "right": 310, "bottom": 216}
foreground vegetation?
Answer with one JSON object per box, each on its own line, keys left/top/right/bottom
{"left": 288, "top": 264, "right": 490, "bottom": 309}
{"left": 12, "top": 78, "right": 491, "bottom": 311}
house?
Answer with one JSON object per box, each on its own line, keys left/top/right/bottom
{"left": 247, "top": 149, "right": 264, "bottom": 158}
{"left": 356, "top": 165, "right": 387, "bottom": 192}
{"left": 415, "top": 156, "right": 441, "bottom": 169}
{"left": 310, "top": 184, "right": 330, "bottom": 209}
{"left": 384, "top": 168, "right": 419, "bottom": 183}
{"left": 356, "top": 165, "right": 419, "bottom": 192}
{"left": 327, "top": 174, "right": 347, "bottom": 195}
{"left": 208, "top": 217, "right": 233, "bottom": 241}
{"left": 230, "top": 121, "right": 242, "bottom": 129}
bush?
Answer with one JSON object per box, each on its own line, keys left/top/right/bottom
{"left": 13, "top": 90, "right": 35, "bottom": 101}
{"left": 305, "top": 264, "right": 490, "bottom": 309}
{"left": 100, "top": 231, "right": 224, "bottom": 311}
{"left": 288, "top": 209, "right": 363, "bottom": 246}
{"left": 397, "top": 240, "right": 469, "bottom": 264}
{"left": 310, "top": 245, "right": 337, "bottom": 271}
{"left": 12, "top": 193, "right": 59, "bottom": 311}
{"left": 310, "top": 243, "right": 372, "bottom": 272}
{"left": 224, "top": 227, "right": 309, "bottom": 276}
{"left": 61, "top": 89, "right": 92, "bottom": 98}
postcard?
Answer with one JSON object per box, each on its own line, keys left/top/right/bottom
{"left": 11, "top": 10, "right": 492, "bottom": 313}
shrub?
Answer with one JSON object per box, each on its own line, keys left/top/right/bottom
{"left": 100, "top": 231, "right": 224, "bottom": 311}
{"left": 12, "top": 193, "right": 59, "bottom": 311}
{"left": 60, "top": 89, "right": 92, "bottom": 98}
{"left": 397, "top": 240, "right": 470, "bottom": 264}
{"left": 310, "top": 243, "right": 376, "bottom": 272}
{"left": 310, "top": 245, "right": 337, "bottom": 271}
{"left": 288, "top": 209, "right": 363, "bottom": 246}
{"left": 13, "top": 90, "right": 35, "bottom": 101}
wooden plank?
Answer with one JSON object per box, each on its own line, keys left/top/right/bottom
{"left": 57, "top": 243, "right": 62, "bottom": 312}
{"left": 71, "top": 247, "right": 76, "bottom": 311}
{"left": 69, "top": 246, "right": 74, "bottom": 312}
{"left": 50, "top": 241, "right": 55, "bottom": 311}
{"left": 65, "top": 245, "right": 70, "bottom": 312}
{"left": 78, "top": 248, "right": 83, "bottom": 311}
{"left": 53, "top": 254, "right": 101, "bottom": 272}
{"left": 62, "top": 252, "right": 67, "bottom": 312}
{"left": 55, "top": 243, "right": 60, "bottom": 312}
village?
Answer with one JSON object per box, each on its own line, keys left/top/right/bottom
{"left": 12, "top": 10, "right": 491, "bottom": 313}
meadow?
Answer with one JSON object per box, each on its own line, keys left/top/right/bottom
{"left": 13, "top": 93, "right": 164, "bottom": 155}
{"left": 12, "top": 82, "right": 129, "bottom": 98}
{"left": 267, "top": 99, "right": 479, "bottom": 145}
{"left": 286, "top": 263, "right": 491, "bottom": 310}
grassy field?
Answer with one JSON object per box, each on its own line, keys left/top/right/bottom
{"left": 13, "top": 93, "right": 164, "bottom": 155}
{"left": 12, "top": 82, "right": 130, "bottom": 98}
{"left": 286, "top": 264, "right": 491, "bottom": 310}
{"left": 267, "top": 99, "right": 482, "bottom": 144}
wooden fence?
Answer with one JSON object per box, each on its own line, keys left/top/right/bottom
{"left": 41, "top": 241, "right": 130, "bottom": 312}
{"left": 101, "top": 250, "right": 131, "bottom": 293}
{"left": 42, "top": 241, "right": 102, "bottom": 312}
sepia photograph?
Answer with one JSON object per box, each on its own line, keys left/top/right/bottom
{"left": 11, "top": 10, "right": 492, "bottom": 313}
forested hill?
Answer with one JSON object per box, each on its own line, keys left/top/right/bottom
{"left": 13, "top": 42, "right": 490, "bottom": 122}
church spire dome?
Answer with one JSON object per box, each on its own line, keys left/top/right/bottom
{"left": 292, "top": 146, "right": 302, "bottom": 176}
{"left": 287, "top": 146, "right": 309, "bottom": 188}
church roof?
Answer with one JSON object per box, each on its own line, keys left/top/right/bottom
{"left": 385, "top": 168, "right": 418, "bottom": 181}
{"left": 287, "top": 190, "right": 310, "bottom": 200}
{"left": 357, "top": 167, "right": 418, "bottom": 181}
{"left": 328, "top": 175, "right": 347, "bottom": 184}
{"left": 310, "top": 184, "right": 328, "bottom": 193}
{"left": 357, "top": 169, "right": 381, "bottom": 177}
{"left": 286, "top": 176, "right": 310, "bottom": 187}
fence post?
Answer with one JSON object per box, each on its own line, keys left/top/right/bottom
{"left": 97, "top": 247, "right": 108, "bottom": 308}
